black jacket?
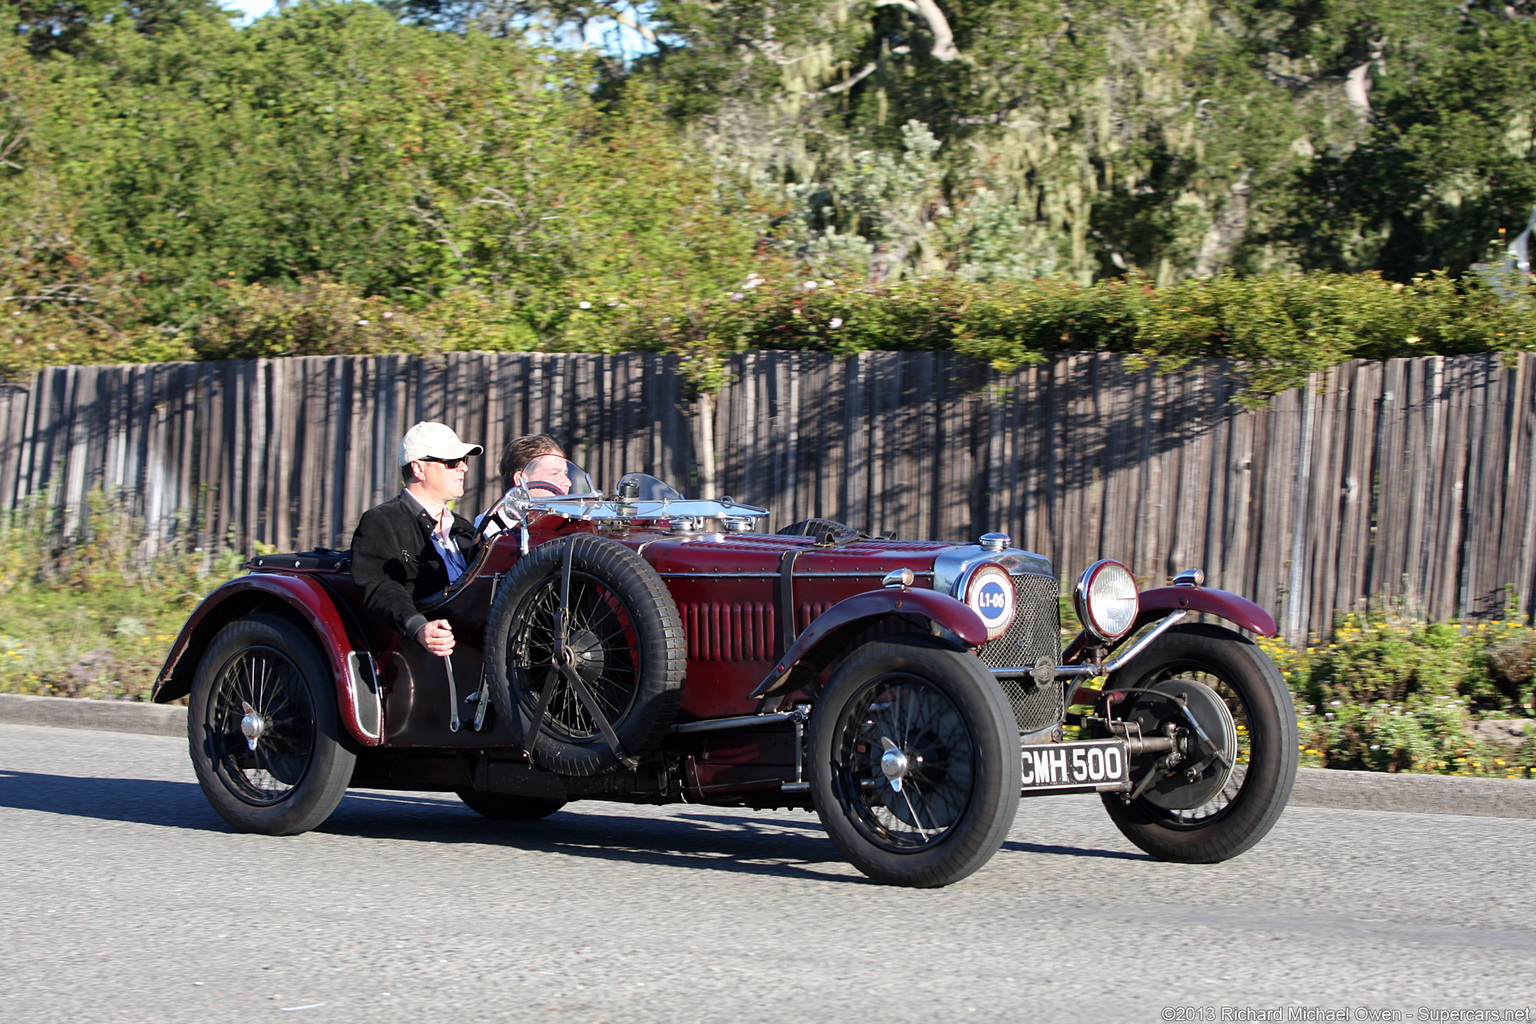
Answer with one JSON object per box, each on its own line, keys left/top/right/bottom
{"left": 350, "top": 491, "right": 478, "bottom": 641}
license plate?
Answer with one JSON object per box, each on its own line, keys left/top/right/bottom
{"left": 1020, "top": 739, "right": 1130, "bottom": 792}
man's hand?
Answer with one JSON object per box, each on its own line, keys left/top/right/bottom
{"left": 416, "top": 619, "right": 455, "bottom": 657}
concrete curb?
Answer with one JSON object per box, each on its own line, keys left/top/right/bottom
{"left": 0, "top": 693, "right": 185, "bottom": 738}
{"left": 2, "top": 693, "right": 1533, "bottom": 818}
{"left": 1288, "top": 764, "right": 1536, "bottom": 819}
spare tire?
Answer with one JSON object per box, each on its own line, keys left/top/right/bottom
{"left": 485, "top": 534, "right": 686, "bottom": 776}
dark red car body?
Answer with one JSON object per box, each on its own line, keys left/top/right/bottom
{"left": 155, "top": 481, "right": 1294, "bottom": 886}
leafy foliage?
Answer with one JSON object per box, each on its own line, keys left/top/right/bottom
{"left": 1259, "top": 611, "right": 1536, "bottom": 777}
{"left": 574, "top": 0, "right": 1536, "bottom": 283}
{"left": 2, "top": 1, "right": 1536, "bottom": 388}
{"left": 0, "top": 1, "right": 766, "bottom": 376}
{"left": 0, "top": 490, "right": 244, "bottom": 701}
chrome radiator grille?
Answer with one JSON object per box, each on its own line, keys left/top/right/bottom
{"left": 978, "top": 573, "right": 1063, "bottom": 734}
{"left": 978, "top": 573, "right": 1059, "bottom": 671}
{"left": 999, "top": 677, "right": 1065, "bottom": 735}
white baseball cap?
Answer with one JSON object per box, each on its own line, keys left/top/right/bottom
{"left": 399, "top": 421, "right": 484, "bottom": 465}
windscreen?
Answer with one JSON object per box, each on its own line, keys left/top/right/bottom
{"left": 515, "top": 456, "right": 598, "bottom": 499}
{"left": 614, "top": 472, "right": 683, "bottom": 502}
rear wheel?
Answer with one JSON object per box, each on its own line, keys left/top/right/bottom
{"left": 808, "top": 637, "right": 1019, "bottom": 887}
{"left": 1099, "top": 623, "right": 1297, "bottom": 862}
{"left": 188, "top": 614, "right": 354, "bottom": 835}
{"left": 455, "top": 790, "right": 567, "bottom": 821}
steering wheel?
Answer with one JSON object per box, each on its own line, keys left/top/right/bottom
{"left": 473, "top": 498, "right": 518, "bottom": 545}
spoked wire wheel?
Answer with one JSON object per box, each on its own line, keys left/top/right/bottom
{"left": 206, "top": 645, "right": 316, "bottom": 804}
{"left": 830, "top": 674, "right": 976, "bottom": 852}
{"left": 188, "top": 613, "right": 354, "bottom": 836}
{"left": 1100, "top": 623, "right": 1297, "bottom": 862}
{"left": 507, "top": 570, "right": 642, "bottom": 744}
{"left": 485, "top": 534, "right": 686, "bottom": 777}
{"left": 809, "top": 637, "right": 1019, "bottom": 888}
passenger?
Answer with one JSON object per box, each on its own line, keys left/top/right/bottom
{"left": 350, "top": 421, "right": 483, "bottom": 657}
{"left": 477, "top": 433, "right": 567, "bottom": 540}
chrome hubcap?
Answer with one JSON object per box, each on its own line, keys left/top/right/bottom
{"left": 880, "top": 739, "right": 909, "bottom": 792}
{"left": 240, "top": 701, "right": 265, "bottom": 752}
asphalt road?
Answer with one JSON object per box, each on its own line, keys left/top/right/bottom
{"left": 2, "top": 723, "right": 1533, "bottom": 1024}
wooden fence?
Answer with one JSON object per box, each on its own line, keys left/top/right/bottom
{"left": 2, "top": 350, "right": 1533, "bottom": 642}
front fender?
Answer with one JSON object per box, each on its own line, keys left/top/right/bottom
{"left": 152, "top": 574, "right": 383, "bottom": 747}
{"left": 1135, "top": 585, "right": 1277, "bottom": 637}
{"left": 750, "top": 588, "right": 989, "bottom": 700}
{"left": 1063, "top": 583, "right": 1277, "bottom": 663}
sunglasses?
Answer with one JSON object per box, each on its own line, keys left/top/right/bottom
{"left": 420, "top": 456, "right": 468, "bottom": 469}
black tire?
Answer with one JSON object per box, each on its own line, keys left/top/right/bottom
{"left": 1099, "top": 622, "right": 1298, "bottom": 863}
{"left": 485, "top": 534, "right": 686, "bottom": 776}
{"left": 188, "top": 613, "right": 355, "bottom": 836}
{"left": 808, "top": 636, "right": 1021, "bottom": 887}
{"left": 455, "top": 790, "right": 567, "bottom": 821}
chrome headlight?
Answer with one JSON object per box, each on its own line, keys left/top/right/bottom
{"left": 962, "top": 563, "right": 1016, "bottom": 641}
{"left": 1073, "top": 560, "right": 1139, "bottom": 642}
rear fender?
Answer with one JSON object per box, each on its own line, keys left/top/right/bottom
{"left": 750, "top": 588, "right": 989, "bottom": 700}
{"left": 152, "top": 574, "right": 383, "bottom": 747}
{"left": 1062, "top": 584, "right": 1278, "bottom": 663}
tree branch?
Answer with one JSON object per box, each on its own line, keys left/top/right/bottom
{"left": 912, "top": 0, "right": 959, "bottom": 61}
{"left": 876, "top": 0, "right": 961, "bottom": 61}
{"left": 602, "top": 3, "right": 658, "bottom": 47}
{"left": 821, "top": 62, "right": 879, "bottom": 94}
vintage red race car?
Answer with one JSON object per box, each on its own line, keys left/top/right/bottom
{"left": 153, "top": 465, "right": 1298, "bottom": 887}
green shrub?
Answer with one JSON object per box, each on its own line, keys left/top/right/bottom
{"left": 1300, "top": 697, "right": 1470, "bottom": 774}
{"left": 10, "top": 261, "right": 1536, "bottom": 402}
{"left": 1473, "top": 621, "right": 1536, "bottom": 710}
{"left": 402, "top": 269, "right": 1536, "bottom": 398}
{"left": 0, "top": 491, "right": 243, "bottom": 701}
{"left": 1264, "top": 610, "right": 1536, "bottom": 778}
{"left": 1303, "top": 616, "right": 1469, "bottom": 707}
{"left": 193, "top": 277, "right": 447, "bottom": 360}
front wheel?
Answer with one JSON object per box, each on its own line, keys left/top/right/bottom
{"left": 808, "top": 637, "right": 1020, "bottom": 887}
{"left": 188, "top": 613, "right": 355, "bottom": 836}
{"left": 1098, "top": 622, "right": 1297, "bottom": 862}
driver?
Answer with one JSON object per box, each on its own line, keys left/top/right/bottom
{"left": 500, "top": 433, "right": 568, "bottom": 497}
{"left": 477, "top": 433, "right": 568, "bottom": 540}
{"left": 519, "top": 452, "right": 572, "bottom": 498}
{"left": 350, "top": 421, "right": 483, "bottom": 657}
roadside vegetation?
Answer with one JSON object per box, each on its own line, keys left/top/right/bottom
{"left": 48, "top": 267, "right": 1528, "bottom": 401}
{"left": 1258, "top": 614, "right": 1536, "bottom": 779}
{"left": 4, "top": 2, "right": 1536, "bottom": 396}
{"left": 0, "top": 494, "right": 243, "bottom": 703}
